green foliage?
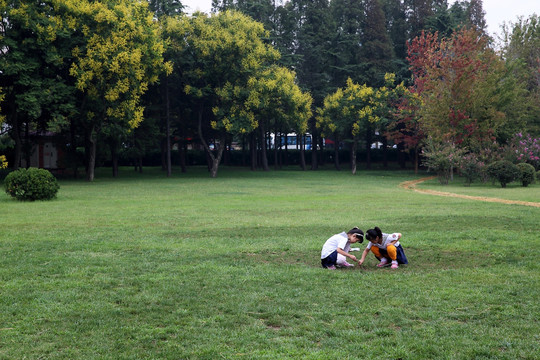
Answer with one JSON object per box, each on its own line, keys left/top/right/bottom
{"left": 421, "top": 140, "right": 465, "bottom": 185}
{"left": 408, "top": 28, "right": 509, "bottom": 150}
{"left": 516, "top": 162, "right": 536, "bottom": 187}
{"left": 486, "top": 160, "right": 520, "bottom": 188}
{"left": 501, "top": 14, "right": 540, "bottom": 136}
{"left": 459, "top": 153, "right": 486, "bottom": 186}
{"left": 4, "top": 168, "right": 59, "bottom": 201}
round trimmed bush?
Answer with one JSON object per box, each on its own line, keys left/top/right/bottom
{"left": 516, "top": 163, "right": 536, "bottom": 187}
{"left": 486, "top": 160, "right": 519, "bottom": 188}
{"left": 4, "top": 168, "right": 59, "bottom": 201}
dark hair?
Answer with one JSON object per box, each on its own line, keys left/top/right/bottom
{"left": 365, "top": 227, "right": 382, "bottom": 241}
{"left": 347, "top": 227, "right": 364, "bottom": 243}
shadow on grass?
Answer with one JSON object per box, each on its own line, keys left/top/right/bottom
{"left": 232, "top": 246, "right": 523, "bottom": 273}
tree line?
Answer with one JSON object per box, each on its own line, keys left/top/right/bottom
{"left": 1, "top": 0, "right": 539, "bottom": 179}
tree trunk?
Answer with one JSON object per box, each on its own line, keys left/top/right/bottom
{"left": 311, "top": 132, "right": 318, "bottom": 170}
{"left": 351, "top": 138, "right": 358, "bottom": 175}
{"left": 382, "top": 136, "right": 388, "bottom": 168}
{"left": 24, "top": 122, "right": 30, "bottom": 169}
{"left": 86, "top": 127, "right": 97, "bottom": 182}
{"left": 414, "top": 147, "right": 419, "bottom": 174}
{"left": 319, "top": 136, "right": 325, "bottom": 166}
{"left": 197, "top": 106, "right": 225, "bottom": 178}
{"left": 273, "top": 126, "right": 279, "bottom": 170}
{"left": 241, "top": 134, "right": 247, "bottom": 167}
{"left": 398, "top": 142, "right": 406, "bottom": 168}
{"left": 365, "top": 129, "right": 372, "bottom": 170}
{"left": 138, "top": 155, "right": 143, "bottom": 173}
{"left": 70, "top": 118, "right": 79, "bottom": 178}
{"left": 12, "top": 112, "right": 21, "bottom": 170}
{"left": 165, "top": 76, "right": 172, "bottom": 177}
{"left": 179, "top": 139, "right": 187, "bottom": 173}
{"left": 111, "top": 142, "right": 119, "bottom": 177}
{"left": 250, "top": 132, "right": 257, "bottom": 170}
{"left": 334, "top": 135, "right": 340, "bottom": 171}
{"left": 299, "top": 134, "right": 306, "bottom": 170}
{"left": 260, "top": 124, "right": 269, "bottom": 171}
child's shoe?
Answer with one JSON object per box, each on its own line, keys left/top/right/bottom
{"left": 326, "top": 265, "right": 336, "bottom": 270}
{"left": 391, "top": 261, "right": 399, "bottom": 269}
{"left": 338, "top": 261, "right": 354, "bottom": 268}
{"left": 377, "top": 258, "right": 390, "bottom": 267}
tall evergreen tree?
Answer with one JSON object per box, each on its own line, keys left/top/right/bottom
{"left": 148, "top": 0, "right": 183, "bottom": 17}
{"left": 328, "top": 0, "right": 366, "bottom": 88}
{"left": 362, "top": 0, "right": 395, "bottom": 87}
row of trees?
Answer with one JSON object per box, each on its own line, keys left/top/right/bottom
{"left": 1, "top": 0, "right": 539, "bottom": 180}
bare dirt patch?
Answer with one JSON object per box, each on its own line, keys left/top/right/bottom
{"left": 399, "top": 176, "right": 540, "bottom": 208}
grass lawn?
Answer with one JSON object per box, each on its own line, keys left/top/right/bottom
{"left": 1, "top": 166, "right": 539, "bottom": 359}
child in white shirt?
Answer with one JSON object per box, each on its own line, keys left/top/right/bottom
{"left": 321, "top": 227, "right": 364, "bottom": 269}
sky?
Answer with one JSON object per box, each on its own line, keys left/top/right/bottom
{"left": 180, "top": 0, "right": 540, "bottom": 38}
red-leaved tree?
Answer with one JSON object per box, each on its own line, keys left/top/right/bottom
{"left": 407, "top": 28, "right": 506, "bottom": 152}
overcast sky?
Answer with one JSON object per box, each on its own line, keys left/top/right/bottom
{"left": 180, "top": 0, "right": 540, "bottom": 38}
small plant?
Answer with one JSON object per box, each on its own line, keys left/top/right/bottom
{"left": 4, "top": 167, "right": 59, "bottom": 201}
{"left": 459, "top": 153, "right": 485, "bottom": 186}
{"left": 422, "top": 140, "right": 465, "bottom": 185}
{"left": 486, "top": 160, "right": 519, "bottom": 188}
{"left": 516, "top": 163, "right": 536, "bottom": 187}
{"left": 504, "top": 133, "right": 540, "bottom": 170}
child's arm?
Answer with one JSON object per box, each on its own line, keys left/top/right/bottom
{"left": 388, "top": 233, "right": 402, "bottom": 246}
{"left": 336, "top": 247, "right": 358, "bottom": 263}
{"left": 358, "top": 248, "right": 370, "bottom": 265}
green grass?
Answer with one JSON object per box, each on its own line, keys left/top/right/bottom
{"left": 1, "top": 166, "right": 539, "bottom": 359}
{"left": 417, "top": 175, "right": 540, "bottom": 203}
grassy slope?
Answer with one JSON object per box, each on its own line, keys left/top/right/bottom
{"left": 1, "top": 167, "right": 539, "bottom": 359}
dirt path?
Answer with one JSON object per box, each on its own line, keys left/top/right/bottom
{"left": 399, "top": 176, "right": 540, "bottom": 208}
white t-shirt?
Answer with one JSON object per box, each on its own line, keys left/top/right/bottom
{"left": 321, "top": 232, "right": 350, "bottom": 259}
{"left": 365, "top": 233, "right": 400, "bottom": 250}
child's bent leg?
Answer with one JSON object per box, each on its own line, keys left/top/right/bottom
{"left": 386, "top": 245, "right": 398, "bottom": 261}
{"left": 371, "top": 247, "right": 382, "bottom": 259}
{"left": 336, "top": 253, "right": 353, "bottom": 267}
{"left": 387, "top": 245, "right": 399, "bottom": 269}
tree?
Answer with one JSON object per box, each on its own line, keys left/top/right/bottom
{"left": 66, "top": 0, "right": 170, "bottom": 181}
{"left": 362, "top": 0, "right": 395, "bottom": 87}
{"left": 328, "top": 0, "right": 366, "bottom": 88}
{"left": 148, "top": 0, "right": 183, "bottom": 17}
{"left": 317, "top": 78, "right": 384, "bottom": 174}
{"left": 385, "top": 83, "right": 424, "bottom": 173}
{"left": 501, "top": 15, "right": 540, "bottom": 137}
{"left": 407, "top": 28, "right": 508, "bottom": 151}
{"left": 168, "top": 11, "right": 280, "bottom": 177}
{"left": 240, "top": 65, "right": 312, "bottom": 170}
{"left": 0, "top": 0, "right": 77, "bottom": 170}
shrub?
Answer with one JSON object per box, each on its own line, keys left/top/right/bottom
{"left": 459, "top": 153, "right": 485, "bottom": 186}
{"left": 504, "top": 133, "right": 540, "bottom": 170}
{"left": 4, "top": 168, "right": 59, "bottom": 201}
{"left": 516, "top": 163, "right": 536, "bottom": 187}
{"left": 422, "top": 140, "right": 465, "bottom": 185}
{"left": 486, "top": 160, "right": 519, "bottom": 188}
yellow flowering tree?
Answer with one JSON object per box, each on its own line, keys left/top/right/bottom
{"left": 65, "top": 0, "right": 170, "bottom": 181}
{"left": 166, "top": 11, "right": 280, "bottom": 177}
{"left": 317, "top": 78, "right": 384, "bottom": 174}
{"left": 239, "top": 65, "right": 312, "bottom": 170}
